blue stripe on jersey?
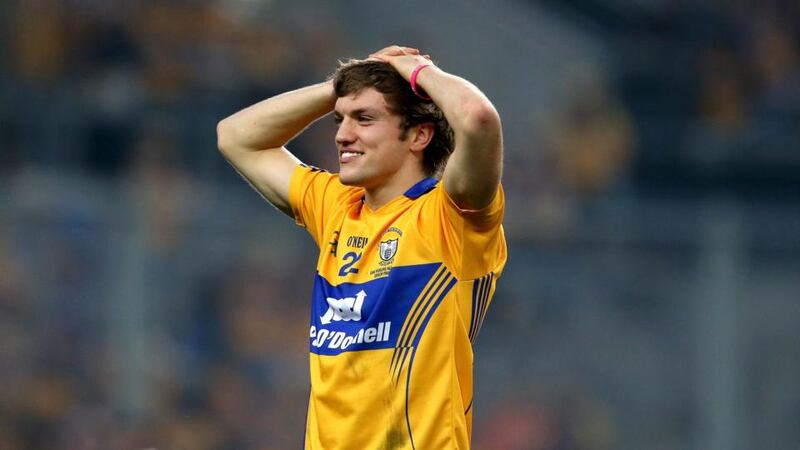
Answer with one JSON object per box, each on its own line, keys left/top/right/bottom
{"left": 468, "top": 277, "right": 483, "bottom": 341}
{"left": 477, "top": 272, "right": 493, "bottom": 337}
{"left": 410, "top": 275, "right": 456, "bottom": 348}
{"left": 309, "top": 263, "right": 442, "bottom": 356}
{"left": 391, "top": 267, "right": 454, "bottom": 383}
{"left": 390, "top": 266, "right": 448, "bottom": 376}
{"left": 403, "top": 274, "right": 457, "bottom": 448}
{"left": 469, "top": 273, "right": 493, "bottom": 343}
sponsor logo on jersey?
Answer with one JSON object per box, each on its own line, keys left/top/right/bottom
{"left": 309, "top": 263, "right": 441, "bottom": 355}
{"left": 310, "top": 321, "right": 391, "bottom": 350}
{"left": 320, "top": 290, "right": 366, "bottom": 325}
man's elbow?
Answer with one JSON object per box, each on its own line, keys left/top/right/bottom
{"left": 216, "top": 118, "right": 238, "bottom": 157}
{"left": 460, "top": 101, "right": 501, "bottom": 137}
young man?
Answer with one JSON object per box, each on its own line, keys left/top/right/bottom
{"left": 217, "top": 45, "right": 506, "bottom": 449}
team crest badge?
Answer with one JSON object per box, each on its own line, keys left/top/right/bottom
{"left": 378, "top": 227, "right": 403, "bottom": 265}
{"left": 379, "top": 239, "right": 398, "bottom": 261}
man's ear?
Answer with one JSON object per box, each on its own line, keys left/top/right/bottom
{"left": 409, "top": 123, "right": 434, "bottom": 153}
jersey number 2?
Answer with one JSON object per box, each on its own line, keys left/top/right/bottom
{"left": 339, "top": 251, "right": 361, "bottom": 276}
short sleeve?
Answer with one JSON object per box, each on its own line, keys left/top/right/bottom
{"left": 428, "top": 184, "right": 507, "bottom": 280}
{"left": 288, "top": 165, "right": 352, "bottom": 247}
{"left": 441, "top": 184, "right": 505, "bottom": 232}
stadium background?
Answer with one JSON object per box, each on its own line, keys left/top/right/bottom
{"left": 1, "top": 0, "right": 799, "bottom": 449}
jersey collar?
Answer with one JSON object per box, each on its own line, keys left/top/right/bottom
{"left": 359, "top": 177, "right": 440, "bottom": 207}
{"left": 404, "top": 177, "right": 439, "bottom": 199}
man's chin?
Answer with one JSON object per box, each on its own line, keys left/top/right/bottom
{"left": 338, "top": 171, "right": 364, "bottom": 187}
{"left": 339, "top": 178, "right": 358, "bottom": 187}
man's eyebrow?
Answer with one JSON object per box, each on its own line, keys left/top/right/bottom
{"left": 334, "top": 107, "right": 383, "bottom": 117}
{"left": 352, "top": 108, "right": 380, "bottom": 116}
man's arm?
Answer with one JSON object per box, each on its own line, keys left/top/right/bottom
{"left": 371, "top": 46, "right": 503, "bottom": 211}
{"left": 216, "top": 81, "right": 337, "bottom": 216}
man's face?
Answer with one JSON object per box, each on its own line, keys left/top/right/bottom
{"left": 333, "top": 88, "right": 411, "bottom": 188}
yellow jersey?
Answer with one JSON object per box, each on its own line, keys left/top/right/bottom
{"left": 288, "top": 164, "right": 507, "bottom": 449}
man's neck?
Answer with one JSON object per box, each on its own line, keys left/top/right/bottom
{"left": 363, "top": 172, "right": 428, "bottom": 210}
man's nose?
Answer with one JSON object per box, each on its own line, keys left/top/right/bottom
{"left": 335, "top": 118, "right": 356, "bottom": 145}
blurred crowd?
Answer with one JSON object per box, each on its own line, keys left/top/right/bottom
{"left": 620, "top": 0, "right": 800, "bottom": 197}
{"left": 2, "top": 1, "right": 341, "bottom": 448}
{"left": 1, "top": 0, "right": 345, "bottom": 177}
{"left": 1, "top": 0, "right": 798, "bottom": 449}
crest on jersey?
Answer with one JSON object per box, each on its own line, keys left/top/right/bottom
{"left": 379, "top": 239, "right": 398, "bottom": 262}
{"left": 378, "top": 227, "right": 403, "bottom": 265}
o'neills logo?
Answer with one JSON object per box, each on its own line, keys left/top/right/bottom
{"left": 379, "top": 227, "right": 403, "bottom": 265}
{"left": 310, "top": 322, "right": 391, "bottom": 350}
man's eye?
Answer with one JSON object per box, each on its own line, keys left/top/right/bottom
{"left": 358, "top": 116, "right": 373, "bottom": 123}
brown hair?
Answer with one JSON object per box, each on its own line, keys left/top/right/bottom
{"left": 332, "top": 60, "right": 454, "bottom": 177}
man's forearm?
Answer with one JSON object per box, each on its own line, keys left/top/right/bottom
{"left": 380, "top": 59, "right": 500, "bottom": 141}
{"left": 416, "top": 67, "right": 500, "bottom": 139}
{"left": 217, "top": 81, "right": 337, "bottom": 154}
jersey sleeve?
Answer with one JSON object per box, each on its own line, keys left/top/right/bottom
{"left": 430, "top": 184, "right": 507, "bottom": 280}
{"left": 288, "top": 165, "right": 352, "bottom": 247}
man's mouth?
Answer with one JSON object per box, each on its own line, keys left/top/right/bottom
{"left": 340, "top": 150, "right": 364, "bottom": 163}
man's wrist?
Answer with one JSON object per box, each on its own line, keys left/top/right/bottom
{"left": 410, "top": 64, "right": 432, "bottom": 100}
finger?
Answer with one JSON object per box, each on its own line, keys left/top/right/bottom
{"left": 368, "top": 53, "right": 390, "bottom": 62}
{"left": 375, "top": 45, "right": 404, "bottom": 56}
{"left": 375, "top": 45, "right": 418, "bottom": 57}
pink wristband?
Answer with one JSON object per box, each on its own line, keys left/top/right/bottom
{"left": 409, "top": 64, "right": 432, "bottom": 100}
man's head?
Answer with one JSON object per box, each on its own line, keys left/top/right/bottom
{"left": 331, "top": 60, "right": 454, "bottom": 182}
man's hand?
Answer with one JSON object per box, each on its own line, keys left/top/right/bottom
{"left": 368, "top": 45, "right": 433, "bottom": 79}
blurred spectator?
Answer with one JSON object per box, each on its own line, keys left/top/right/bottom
{"left": 747, "top": 15, "right": 800, "bottom": 158}
{"left": 474, "top": 389, "right": 615, "bottom": 450}
{"left": 128, "top": 123, "right": 193, "bottom": 253}
{"left": 7, "top": 0, "right": 73, "bottom": 84}
{"left": 683, "top": 46, "right": 752, "bottom": 165}
{"left": 545, "top": 69, "right": 635, "bottom": 194}
{"left": 507, "top": 66, "right": 635, "bottom": 238}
